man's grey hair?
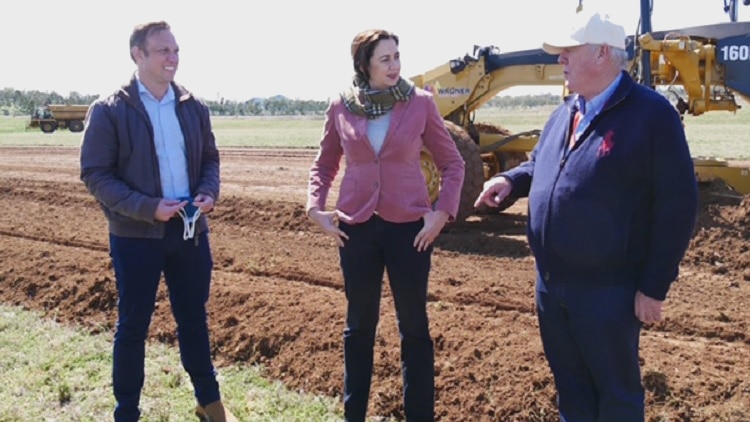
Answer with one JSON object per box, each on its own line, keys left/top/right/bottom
{"left": 610, "top": 47, "right": 629, "bottom": 70}
{"left": 588, "top": 44, "right": 629, "bottom": 70}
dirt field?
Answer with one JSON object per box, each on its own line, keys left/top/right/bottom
{"left": 1, "top": 146, "right": 749, "bottom": 421}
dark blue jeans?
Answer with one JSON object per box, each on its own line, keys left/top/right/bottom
{"left": 535, "top": 276, "right": 644, "bottom": 422}
{"left": 109, "top": 219, "right": 220, "bottom": 422}
{"left": 339, "top": 215, "right": 434, "bottom": 422}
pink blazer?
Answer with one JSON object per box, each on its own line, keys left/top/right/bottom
{"left": 306, "top": 87, "right": 465, "bottom": 224}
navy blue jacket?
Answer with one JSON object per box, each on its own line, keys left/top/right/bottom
{"left": 503, "top": 72, "right": 698, "bottom": 300}
{"left": 80, "top": 75, "right": 220, "bottom": 239}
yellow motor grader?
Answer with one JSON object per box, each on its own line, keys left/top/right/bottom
{"left": 413, "top": 1, "right": 750, "bottom": 221}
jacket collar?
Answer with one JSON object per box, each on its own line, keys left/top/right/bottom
{"left": 563, "top": 70, "right": 634, "bottom": 114}
{"left": 119, "top": 73, "right": 193, "bottom": 107}
{"left": 601, "top": 70, "right": 635, "bottom": 112}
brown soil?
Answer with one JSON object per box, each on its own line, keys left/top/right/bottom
{"left": 1, "top": 146, "right": 749, "bottom": 422}
{"left": 474, "top": 122, "right": 513, "bottom": 136}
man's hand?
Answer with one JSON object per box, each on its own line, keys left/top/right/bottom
{"left": 414, "top": 210, "right": 449, "bottom": 252}
{"left": 308, "top": 208, "right": 349, "bottom": 247}
{"left": 193, "top": 193, "right": 215, "bottom": 213}
{"left": 474, "top": 177, "right": 512, "bottom": 209}
{"left": 154, "top": 198, "right": 188, "bottom": 222}
{"left": 635, "top": 291, "right": 664, "bottom": 324}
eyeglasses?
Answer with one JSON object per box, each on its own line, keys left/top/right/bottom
{"left": 147, "top": 47, "right": 179, "bottom": 57}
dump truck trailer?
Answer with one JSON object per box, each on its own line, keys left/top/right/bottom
{"left": 27, "top": 104, "right": 89, "bottom": 134}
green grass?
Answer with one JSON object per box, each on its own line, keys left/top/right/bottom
{"left": 0, "top": 116, "right": 325, "bottom": 149}
{"left": 210, "top": 116, "right": 324, "bottom": 148}
{"left": 474, "top": 105, "right": 750, "bottom": 159}
{"left": 681, "top": 111, "right": 750, "bottom": 159}
{"left": 4, "top": 104, "right": 750, "bottom": 158}
{"left": 0, "top": 117, "right": 84, "bottom": 146}
{"left": 0, "top": 304, "right": 347, "bottom": 422}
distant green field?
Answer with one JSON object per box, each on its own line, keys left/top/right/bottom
{"left": 3, "top": 105, "right": 749, "bottom": 159}
{"left": 0, "top": 116, "right": 324, "bottom": 149}
{"left": 475, "top": 106, "right": 750, "bottom": 160}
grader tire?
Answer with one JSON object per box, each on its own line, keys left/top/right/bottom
{"left": 444, "top": 121, "right": 483, "bottom": 222}
{"left": 475, "top": 151, "right": 528, "bottom": 214}
{"left": 420, "top": 149, "right": 440, "bottom": 204}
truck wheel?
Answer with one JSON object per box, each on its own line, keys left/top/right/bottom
{"left": 444, "top": 120, "right": 483, "bottom": 222}
{"left": 40, "top": 122, "right": 56, "bottom": 134}
{"left": 68, "top": 120, "right": 84, "bottom": 132}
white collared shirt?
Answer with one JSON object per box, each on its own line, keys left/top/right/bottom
{"left": 137, "top": 78, "right": 190, "bottom": 200}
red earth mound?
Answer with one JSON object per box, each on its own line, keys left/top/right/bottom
{"left": 1, "top": 146, "right": 749, "bottom": 421}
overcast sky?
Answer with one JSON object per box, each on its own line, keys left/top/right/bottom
{"left": 2, "top": 0, "right": 748, "bottom": 101}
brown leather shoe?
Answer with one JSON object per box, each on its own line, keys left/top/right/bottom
{"left": 195, "top": 400, "right": 239, "bottom": 422}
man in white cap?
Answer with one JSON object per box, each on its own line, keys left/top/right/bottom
{"left": 475, "top": 10, "right": 698, "bottom": 422}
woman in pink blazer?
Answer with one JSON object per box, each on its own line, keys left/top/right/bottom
{"left": 306, "top": 28, "right": 465, "bottom": 422}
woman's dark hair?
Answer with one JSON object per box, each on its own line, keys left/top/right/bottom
{"left": 350, "top": 29, "right": 399, "bottom": 81}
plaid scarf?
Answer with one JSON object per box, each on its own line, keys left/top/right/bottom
{"left": 341, "top": 74, "right": 414, "bottom": 119}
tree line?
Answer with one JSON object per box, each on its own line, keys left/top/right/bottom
{"left": 0, "top": 87, "right": 562, "bottom": 117}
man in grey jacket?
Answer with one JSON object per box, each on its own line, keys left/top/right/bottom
{"left": 80, "top": 21, "right": 235, "bottom": 422}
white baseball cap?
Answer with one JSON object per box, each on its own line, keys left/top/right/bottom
{"left": 542, "top": 11, "right": 627, "bottom": 54}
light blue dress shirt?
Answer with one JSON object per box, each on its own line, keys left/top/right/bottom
{"left": 137, "top": 78, "right": 190, "bottom": 200}
{"left": 573, "top": 72, "right": 623, "bottom": 141}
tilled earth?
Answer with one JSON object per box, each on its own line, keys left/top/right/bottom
{"left": 1, "top": 146, "right": 749, "bottom": 421}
